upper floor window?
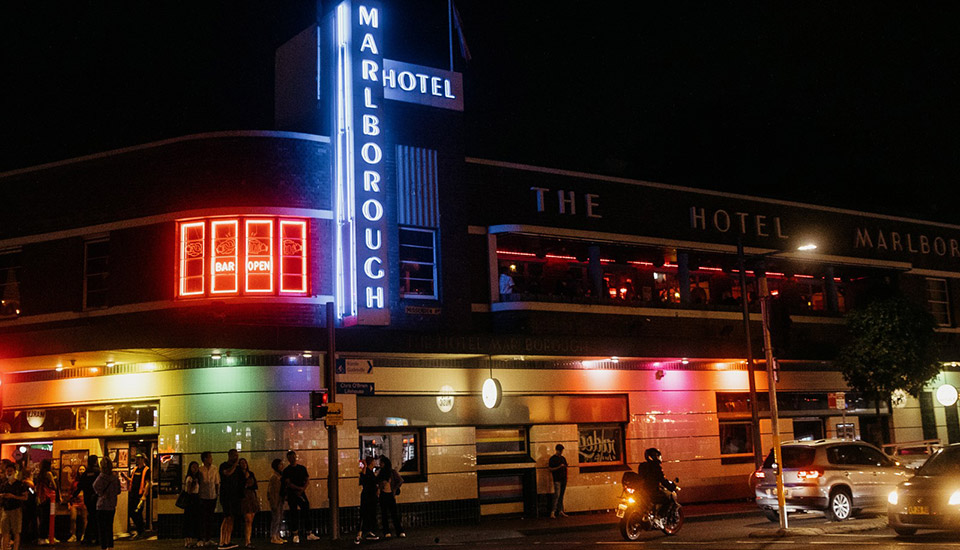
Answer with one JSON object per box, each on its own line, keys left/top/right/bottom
{"left": 84, "top": 239, "right": 110, "bottom": 310}
{"left": 0, "top": 250, "right": 21, "bottom": 318}
{"left": 926, "top": 277, "right": 951, "bottom": 326}
{"left": 399, "top": 227, "right": 437, "bottom": 299}
{"left": 176, "top": 217, "right": 309, "bottom": 298}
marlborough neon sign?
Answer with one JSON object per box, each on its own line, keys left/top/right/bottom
{"left": 334, "top": 0, "right": 389, "bottom": 325}
{"left": 176, "top": 217, "right": 308, "bottom": 298}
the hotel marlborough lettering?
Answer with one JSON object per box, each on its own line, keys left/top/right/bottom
{"left": 335, "top": 0, "right": 388, "bottom": 324}
{"left": 854, "top": 227, "right": 960, "bottom": 258}
{"left": 689, "top": 206, "right": 789, "bottom": 238}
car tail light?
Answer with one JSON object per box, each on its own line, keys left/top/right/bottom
{"left": 797, "top": 468, "right": 823, "bottom": 480}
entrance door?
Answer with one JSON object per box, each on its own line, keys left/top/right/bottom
{"left": 106, "top": 439, "right": 157, "bottom": 537}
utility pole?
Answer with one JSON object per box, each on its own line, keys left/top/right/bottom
{"left": 325, "top": 302, "right": 339, "bottom": 540}
{"left": 758, "top": 272, "right": 787, "bottom": 529}
{"left": 737, "top": 238, "right": 763, "bottom": 469}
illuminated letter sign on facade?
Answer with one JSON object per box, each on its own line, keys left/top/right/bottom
{"left": 245, "top": 219, "right": 274, "bottom": 293}
{"left": 211, "top": 219, "right": 239, "bottom": 294}
{"left": 335, "top": 0, "right": 389, "bottom": 325}
{"left": 280, "top": 220, "right": 308, "bottom": 294}
{"left": 179, "top": 222, "right": 205, "bottom": 296}
{"left": 177, "top": 217, "right": 309, "bottom": 298}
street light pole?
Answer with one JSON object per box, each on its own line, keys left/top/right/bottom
{"left": 757, "top": 271, "right": 787, "bottom": 530}
{"left": 737, "top": 238, "right": 763, "bottom": 469}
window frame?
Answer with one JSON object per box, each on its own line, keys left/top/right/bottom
{"left": 0, "top": 249, "right": 22, "bottom": 319}
{"left": 398, "top": 226, "right": 439, "bottom": 300}
{"left": 475, "top": 426, "right": 533, "bottom": 465}
{"left": 925, "top": 277, "right": 952, "bottom": 326}
{"left": 577, "top": 422, "right": 626, "bottom": 472}
{"left": 83, "top": 238, "right": 110, "bottom": 310}
{"left": 359, "top": 427, "right": 427, "bottom": 482}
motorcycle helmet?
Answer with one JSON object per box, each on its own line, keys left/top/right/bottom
{"left": 644, "top": 447, "right": 662, "bottom": 463}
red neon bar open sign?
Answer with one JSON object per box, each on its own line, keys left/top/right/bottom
{"left": 177, "top": 217, "right": 309, "bottom": 298}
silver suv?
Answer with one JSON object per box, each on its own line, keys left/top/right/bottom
{"left": 754, "top": 439, "right": 911, "bottom": 521}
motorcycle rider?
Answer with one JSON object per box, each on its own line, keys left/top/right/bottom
{"left": 636, "top": 448, "right": 677, "bottom": 517}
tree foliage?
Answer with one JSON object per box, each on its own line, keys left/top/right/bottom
{"left": 836, "top": 295, "right": 941, "bottom": 398}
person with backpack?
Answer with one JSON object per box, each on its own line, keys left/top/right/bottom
{"left": 375, "top": 457, "right": 404, "bottom": 539}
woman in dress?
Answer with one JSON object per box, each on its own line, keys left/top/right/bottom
{"left": 267, "top": 459, "right": 284, "bottom": 545}
{"left": 65, "top": 465, "right": 88, "bottom": 542}
{"left": 92, "top": 458, "right": 121, "bottom": 550}
{"left": 182, "top": 461, "right": 201, "bottom": 548}
{"left": 238, "top": 458, "right": 260, "bottom": 549}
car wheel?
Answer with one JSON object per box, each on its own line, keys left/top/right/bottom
{"left": 763, "top": 510, "right": 779, "bottom": 523}
{"left": 827, "top": 488, "right": 852, "bottom": 521}
{"left": 893, "top": 526, "right": 917, "bottom": 536}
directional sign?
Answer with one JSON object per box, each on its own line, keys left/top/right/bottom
{"left": 337, "top": 381, "right": 375, "bottom": 395}
{"left": 335, "top": 358, "right": 374, "bottom": 374}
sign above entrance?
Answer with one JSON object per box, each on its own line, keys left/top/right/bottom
{"left": 382, "top": 59, "right": 463, "bottom": 111}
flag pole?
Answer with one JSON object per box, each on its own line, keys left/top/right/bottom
{"left": 448, "top": 0, "right": 454, "bottom": 71}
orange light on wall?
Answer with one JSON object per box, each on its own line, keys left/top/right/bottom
{"left": 280, "top": 220, "right": 308, "bottom": 294}
{"left": 179, "top": 222, "right": 205, "bottom": 296}
{"left": 245, "top": 219, "right": 274, "bottom": 293}
{"left": 211, "top": 219, "right": 239, "bottom": 294}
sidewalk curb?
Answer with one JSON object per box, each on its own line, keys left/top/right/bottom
{"left": 747, "top": 516, "right": 887, "bottom": 538}
{"left": 519, "top": 508, "right": 762, "bottom": 536}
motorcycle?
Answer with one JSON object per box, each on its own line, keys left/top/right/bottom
{"left": 616, "top": 472, "right": 684, "bottom": 540}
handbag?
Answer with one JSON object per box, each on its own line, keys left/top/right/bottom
{"left": 175, "top": 491, "right": 190, "bottom": 510}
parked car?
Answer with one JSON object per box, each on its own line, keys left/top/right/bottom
{"left": 754, "top": 438, "right": 911, "bottom": 522}
{"left": 882, "top": 440, "right": 941, "bottom": 470}
{"left": 887, "top": 443, "right": 960, "bottom": 535}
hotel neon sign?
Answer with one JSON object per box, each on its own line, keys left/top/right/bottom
{"left": 176, "top": 217, "right": 308, "bottom": 298}
{"left": 334, "top": 0, "right": 389, "bottom": 325}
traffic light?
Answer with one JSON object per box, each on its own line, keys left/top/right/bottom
{"left": 310, "top": 390, "right": 329, "bottom": 419}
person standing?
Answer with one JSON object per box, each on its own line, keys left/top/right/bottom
{"left": 375, "top": 457, "right": 404, "bottom": 539}
{"left": 93, "top": 458, "right": 121, "bottom": 550}
{"left": 238, "top": 459, "right": 259, "bottom": 549}
{"left": 198, "top": 451, "right": 220, "bottom": 547}
{"left": 353, "top": 458, "right": 379, "bottom": 545}
{"left": 18, "top": 463, "right": 37, "bottom": 546}
{"left": 65, "top": 465, "right": 88, "bottom": 542}
{"left": 74, "top": 455, "right": 100, "bottom": 546}
{"left": 1, "top": 461, "right": 28, "bottom": 550}
{"left": 281, "top": 451, "right": 317, "bottom": 543}
{"left": 121, "top": 454, "right": 150, "bottom": 540}
{"left": 266, "top": 460, "right": 284, "bottom": 546}
{"left": 34, "top": 459, "right": 58, "bottom": 545}
{"left": 183, "top": 461, "right": 201, "bottom": 548}
{"left": 547, "top": 444, "right": 568, "bottom": 518}
{"left": 218, "top": 450, "right": 243, "bottom": 550}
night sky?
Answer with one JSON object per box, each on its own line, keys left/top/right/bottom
{"left": 3, "top": 2, "right": 958, "bottom": 223}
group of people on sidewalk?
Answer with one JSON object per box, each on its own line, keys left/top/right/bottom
{"left": 354, "top": 455, "right": 405, "bottom": 545}
{"left": 0, "top": 454, "right": 141, "bottom": 550}
{"left": 179, "top": 450, "right": 319, "bottom": 550}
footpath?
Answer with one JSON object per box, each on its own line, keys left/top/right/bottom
{"left": 18, "top": 501, "right": 889, "bottom": 550}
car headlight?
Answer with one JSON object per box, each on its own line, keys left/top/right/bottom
{"left": 888, "top": 490, "right": 898, "bottom": 505}
{"left": 626, "top": 497, "right": 636, "bottom": 504}
{"left": 949, "top": 490, "right": 960, "bottom": 506}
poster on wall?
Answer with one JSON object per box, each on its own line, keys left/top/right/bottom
{"left": 158, "top": 454, "right": 182, "bottom": 495}
{"left": 578, "top": 424, "right": 624, "bottom": 466}
{"left": 59, "top": 450, "right": 89, "bottom": 498}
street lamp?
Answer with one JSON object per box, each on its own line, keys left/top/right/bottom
{"left": 739, "top": 241, "right": 817, "bottom": 530}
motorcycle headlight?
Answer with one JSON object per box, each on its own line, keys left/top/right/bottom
{"left": 949, "top": 490, "right": 960, "bottom": 506}
{"left": 625, "top": 487, "right": 635, "bottom": 494}
{"left": 887, "top": 490, "right": 898, "bottom": 506}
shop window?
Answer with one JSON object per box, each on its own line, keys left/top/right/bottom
{"left": 0, "top": 250, "right": 21, "bottom": 318}
{"left": 578, "top": 424, "right": 624, "bottom": 469}
{"left": 0, "top": 402, "right": 158, "bottom": 434}
{"left": 399, "top": 227, "right": 437, "bottom": 299}
{"left": 83, "top": 239, "right": 110, "bottom": 309}
{"left": 717, "top": 392, "right": 758, "bottom": 464}
{"left": 476, "top": 427, "right": 531, "bottom": 464}
{"left": 360, "top": 430, "right": 425, "bottom": 480}
{"left": 926, "top": 277, "right": 951, "bottom": 326}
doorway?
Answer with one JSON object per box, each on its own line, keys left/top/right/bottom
{"left": 106, "top": 439, "right": 157, "bottom": 537}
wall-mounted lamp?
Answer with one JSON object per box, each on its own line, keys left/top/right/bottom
{"left": 105, "top": 361, "right": 115, "bottom": 368}
{"left": 302, "top": 351, "right": 313, "bottom": 358}
{"left": 211, "top": 351, "right": 223, "bottom": 360}
{"left": 937, "top": 384, "right": 958, "bottom": 407}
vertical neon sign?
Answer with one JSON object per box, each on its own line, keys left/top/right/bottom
{"left": 211, "top": 219, "right": 239, "bottom": 294}
{"left": 244, "top": 219, "right": 274, "bottom": 293}
{"left": 179, "top": 222, "right": 205, "bottom": 296}
{"left": 335, "top": 0, "right": 389, "bottom": 325}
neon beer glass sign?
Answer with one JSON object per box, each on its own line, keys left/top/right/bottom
{"left": 335, "top": 0, "right": 389, "bottom": 325}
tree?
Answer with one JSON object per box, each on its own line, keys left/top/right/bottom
{"left": 836, "top": 295, "right": 942, "bottom": 442}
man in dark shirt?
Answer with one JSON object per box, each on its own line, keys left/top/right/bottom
{"left": 218, "top": 449, "right": 242, "bottom": 550}
{"left": 281, "top": 451, "right": 318, "bottom": 543}
{"left": 547, "top": 444, "right": 568, "bottom": 518}
{"left": 1, "top": 462, "right": 28, "bottom": 550}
